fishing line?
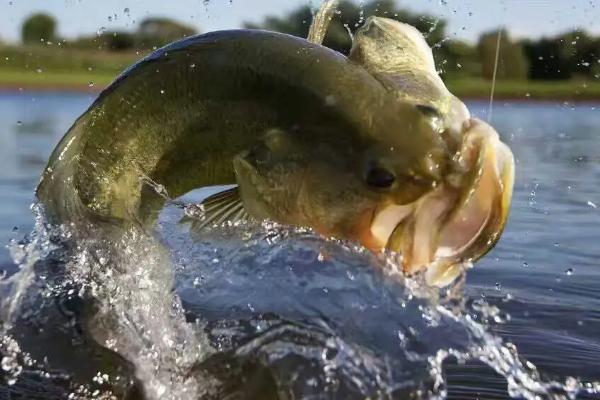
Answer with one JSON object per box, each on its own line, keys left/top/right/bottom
{"left": 488, "top": 29, "right": 502, "bottom": 122}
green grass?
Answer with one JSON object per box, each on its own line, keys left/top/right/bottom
{"left": 1, "top": 45, "right": 599, "bottom": 100}
{"left": 0, "top": 44, "right": 140, "bottom": 73}
{"left": 0, "top": 68, "right": 116, "bottom": 89}
{"left": 446, "top": 78, "right": 600, "bottom": 101}
{"left": 0, "top": 44, "right": 140, "bottom": 89}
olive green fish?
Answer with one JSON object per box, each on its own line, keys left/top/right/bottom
{"left": 37, "top": 17, "right": 514, "bottom": 285}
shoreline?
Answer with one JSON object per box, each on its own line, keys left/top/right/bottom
{"left": 1, "top": 83, "right": 600, "bottom": 103}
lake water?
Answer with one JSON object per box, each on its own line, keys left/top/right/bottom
{"left": 0, "top": 91, "right": 599, "bottom": 399}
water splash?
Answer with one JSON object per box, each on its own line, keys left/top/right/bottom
{"left": 1, "top": 206, "right": 212, "bottom": 399}
{"left": 0, "top": 198, "right": 598, "bottom": 399}
{"left": 307, "top": 0, "right": 340, "bottom": 45}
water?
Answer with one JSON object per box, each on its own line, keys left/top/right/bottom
{"left": 0, "top": 92, "right": 599, "bottom": 399}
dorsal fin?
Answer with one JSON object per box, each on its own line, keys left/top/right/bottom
{"left": 349, "top": 16, "right": 437, "bottom": 76}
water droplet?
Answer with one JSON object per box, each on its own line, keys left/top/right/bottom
{"left": 88, "top": 81, "right": 95, "bottom": 88}
{"left": 495, "top": 282, "right": 502, "bottom": 291}
{"left": 564, "top": 268, "right": 574, "bottom": 276}
{"left": 1, "top": 357, "right": 13, "bottom": 371}
{"left": 587, "top": 200, "right": 597, "bottom": 209}
{"left": 35, "top": 68, "right": 42, "bottom": 73}
{"left": 16, "top": 121, "right": 21, "bottom": 126}
{"left": 522, "top": 262, "right": 528, "bottom": 267}
{"left": 123, "top": 7, "right": 130, "bottom": 14}
{"left": 190, "top": 63, "right": 196, "bottom": 69}
{"left": 160, "top": 89, "right": 165, "bottom": 94}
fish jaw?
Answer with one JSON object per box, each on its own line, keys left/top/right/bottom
{"left": 369, "top": 118, "right": 514, "bottom": 286}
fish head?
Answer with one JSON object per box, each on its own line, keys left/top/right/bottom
{"left": 378, "top": 117, "right": 514, "bottom": 286}
{"left": 233, "top": 126, "right": 387, "bottom": 238}
{"left": 347, "top": 16, "right": 515, "bottom": 285}
{"left": 234, "top": 15, "right": 514, "bottom": 286}
{"left": 233, "top": 108, "right": 513, "bottom": 288}
{"left": 338, "top": 98, "right": 514, "bottom": 286}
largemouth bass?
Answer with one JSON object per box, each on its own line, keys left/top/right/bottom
{"left": 37, "top": 17, "right": 514, "bottom": 285}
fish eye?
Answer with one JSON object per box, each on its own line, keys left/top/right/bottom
{"left": 415, "top": 104, "right": 441, "bottom": 119}
{"left": 366, "top": 166, "right": 395, "bottom": 189}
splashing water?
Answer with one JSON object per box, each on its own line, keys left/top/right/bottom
{"left": 0, "top": 187, "right": 598, "bottom": 399}
{"left": 0, "top": 4, "right": 598, "bottom": 397}
{"left": 307, "top": 0, "right": 339, "bottom": 45}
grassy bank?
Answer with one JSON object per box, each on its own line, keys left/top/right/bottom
{"left": 2, "top": 45, "right": 600, "bottom": 100}
{"left": 446, "top": 78, "right": 600, "bottom": 101}
{"left": 0, "top": 44, "right": 139, "bottom": 91}
{"left": 0, "top": 69, "right": 116, "bottom": 90}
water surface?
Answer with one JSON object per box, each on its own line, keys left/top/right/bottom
{"left": 0, "top": 92, "right": 599, "bottom": 399}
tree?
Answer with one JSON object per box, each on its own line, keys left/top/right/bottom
{"left": 99, "top": 31, "right": 136, "bottom": 51}
{"left": 556, "top": 30, "right": 598, "bottom": 78}
{"left": 244, "top": 0, "right": 445, "bottom": 55}
{"left": 478, "top": 29, "right": 528, "bottom": 80}
{"left": 21, "top": 13, "right": 57, "bottom": 44}
{"left": 505, "top": 29, "right": 600, "bottom": 80}
{"left": 137, "top": 17, "right": 198, "bottom": 48}
{"left": 437, "top": 39, "right": 480, "bottom": 79}
{"left": 523, "top": 38, "right": 570, "bottom": 80}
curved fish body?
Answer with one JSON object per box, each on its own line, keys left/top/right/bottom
{"left": 37, "top": 20, "right": 514, "bottom": 285}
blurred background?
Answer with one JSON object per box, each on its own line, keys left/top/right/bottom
{"left": 0, "top": 0, "right": 599, "bottom": 99}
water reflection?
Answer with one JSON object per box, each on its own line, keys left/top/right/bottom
{"left": 0, "top": 91, "right": 93, "bottom": 268}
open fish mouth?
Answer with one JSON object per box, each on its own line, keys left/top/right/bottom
{"left": 370, "top": 118, "right": 515, "bottom": 286}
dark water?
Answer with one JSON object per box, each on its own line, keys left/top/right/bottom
{"left": 0, "top": 91, "right": 599, "bottom": 399}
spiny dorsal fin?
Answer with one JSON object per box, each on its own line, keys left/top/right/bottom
{"left": 184, "top": 186, "right": 249, "bottom": 231}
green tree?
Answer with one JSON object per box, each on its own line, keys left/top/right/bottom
{"left": 137, "top": 17, "right": 198, "bottom": 48}
{"left": 478, "top": 29, "right": 528, "bottom": 80}
{"left": 512, "top": 30, "right": 599, "bottom": 80}
{"left": 21, "top": 13, "right": 57, "bottom": 44}
{"left": 523, "top": 38, "right": 570, "bottom": 80}
{"left": 556, "top": 31, "right": 598, "bottom": 78}
{"left": 99, "top": 31, "right": 136, "bottom": 51}
{"left": 437, "top": 39, "right": 480, "bottom": 79}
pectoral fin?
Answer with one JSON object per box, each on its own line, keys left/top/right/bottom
{"left": 184, "top": 187, "right": 249, "bottom": 231}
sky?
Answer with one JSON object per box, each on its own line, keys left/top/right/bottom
{"left": 1, "top": 0, "right": 599, "bottom": 44}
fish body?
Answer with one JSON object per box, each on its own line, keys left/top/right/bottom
{"left": 38, "top": 29, "right": 439, "bottom": 224}
{"left": 37, "top": 19, "right": 514, "bottom": 284}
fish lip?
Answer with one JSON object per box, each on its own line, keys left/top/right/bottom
{"left": 378, "top": 118, "right": 514, "bottom": 286}
{"left": 369, "top": 203, "right": 414, "bottom": 248}
{"left": 436, "top": 119, "right": 514, "bottom": 261}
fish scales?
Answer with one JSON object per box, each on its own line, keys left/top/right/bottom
{"left": 38, "top": 30, "right": 409, "bottom": 224}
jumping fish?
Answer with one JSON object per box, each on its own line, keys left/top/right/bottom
{"left": 37, "top": 14, "right": 514, "bottom": 285}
